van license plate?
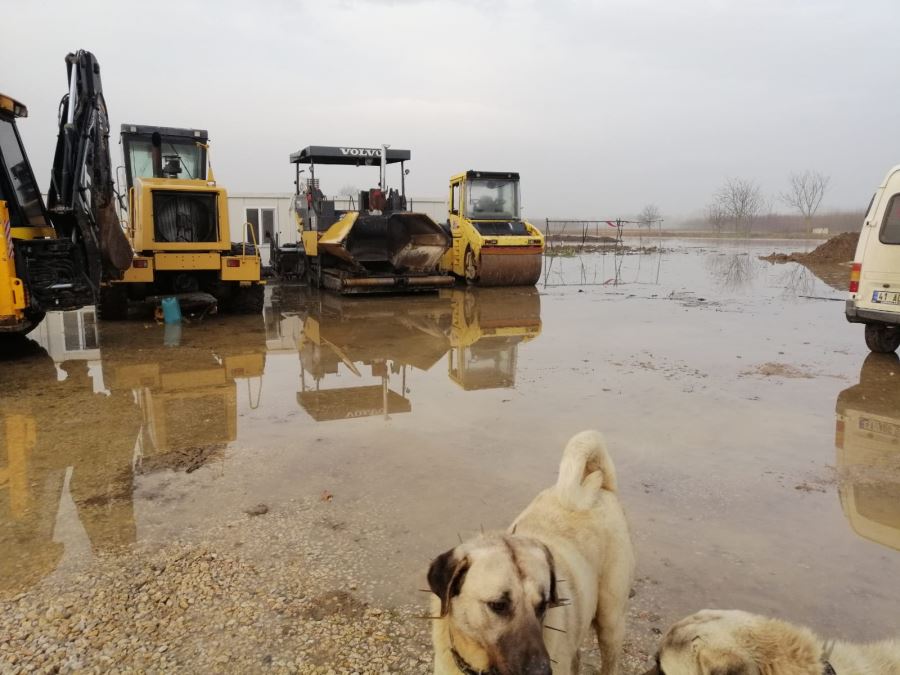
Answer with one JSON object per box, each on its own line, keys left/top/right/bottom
{"left": 872, "top": 290, "right": 900, "bottom": 305}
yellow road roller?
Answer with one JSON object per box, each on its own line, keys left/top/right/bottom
{"left": 441, "top": 171, "right": 544, "bottom": 286}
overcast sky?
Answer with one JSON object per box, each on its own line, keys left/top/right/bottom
{"left": 4, "top": 0, "right": 898, "bottom": 221}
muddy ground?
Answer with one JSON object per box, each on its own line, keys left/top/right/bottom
{"left": 1, "top": 238, "right": 898, "bottom": 673}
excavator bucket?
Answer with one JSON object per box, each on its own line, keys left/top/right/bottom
{"left": 477, "top": 251, "right": 543, "bottom": 286}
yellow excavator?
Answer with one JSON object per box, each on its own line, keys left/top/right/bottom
{"left": 1, "top": 51, "right": 132, "bottom": 338}
{"left": 441, "top": 171, "right": 544, "bottom": 286}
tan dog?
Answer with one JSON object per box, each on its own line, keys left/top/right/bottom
{"left": 428, "top": 431, "right": 635, "bottom": 675}
{"left": 644, "top": 609, "right": 900, "bottom": 675}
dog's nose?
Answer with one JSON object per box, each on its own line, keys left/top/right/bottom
{"left": 524, "top": 661, "right": 552, "bottom": 675}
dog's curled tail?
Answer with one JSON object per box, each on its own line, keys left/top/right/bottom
{"left": 555, "top": 430, "right": 618, "bottom": 511}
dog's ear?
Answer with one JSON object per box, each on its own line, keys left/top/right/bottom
{"left": 540, "top": 544, "right": 559, "bottom": 605}
{"left": 427, "top": 548, "right": 470, "bottom": 617}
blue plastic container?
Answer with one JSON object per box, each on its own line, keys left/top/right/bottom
{"left": 161, "top": 296, "right": 182, "bottom": 324}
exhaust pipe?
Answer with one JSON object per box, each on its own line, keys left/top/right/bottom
{"left": 151, "top": 131, "right": 162, "bottom": 178}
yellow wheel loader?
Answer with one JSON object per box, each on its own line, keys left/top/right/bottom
{"left": 441, "top": 171, "right": 544, "bottom": 286}
{"left": 288, "top": 145, "right": 452, "bottom": 294}
{"left": 1, "top": 51, "right": 133, "bottom": 338}
{"left": 104, "top": 124, "right": 263, "bottom": 318}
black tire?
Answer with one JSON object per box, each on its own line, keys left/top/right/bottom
{"left": 865, "top": 324, "right": 900, "bottom": 354}
{"left": 230, "top": 284, "right": 264, "bottom": 314}
{"left": 22, "top": 308, "right": 46, "bottom": 334}
{"left": 98, "top": 285, "right": 129, "bottom": 321}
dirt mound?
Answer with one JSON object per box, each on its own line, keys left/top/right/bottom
{"left": 803, "top": 231, "right": 860, "bottom": 262}
{"left": 760, "top": 231, "right": 859, "bottom": 264}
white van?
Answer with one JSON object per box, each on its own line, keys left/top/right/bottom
{"left": 846, "top": 165, "right": 900, "bottom": 352}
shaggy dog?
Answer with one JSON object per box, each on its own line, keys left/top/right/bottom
{"left": 643, "top": 609, "right": 900, "bottom": 675}
{"left": 428, "top": 431, "right": 634, "bottom": 675}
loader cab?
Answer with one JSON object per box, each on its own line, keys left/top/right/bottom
{"left": 0, "top": 95, "right": 50, "bottom": 231}
{"left": 118, "top": 124, "right": 231, "bottom": 253}
{"left": 120, "top": 124, "right": 208, "bottom": 190}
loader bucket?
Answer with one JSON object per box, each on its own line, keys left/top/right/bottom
{"left": 477, "top": 250, "right": 543, "bottom": 286}
{"left": 345, "top": 213, "right": 450, "bottom": 273}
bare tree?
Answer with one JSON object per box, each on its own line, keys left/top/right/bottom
{"left": 780, "top": 170, "right": 830, "bottom": 228}
{"left": 706, "top": 201, "right": 727, "bottom": 235}
{"left": 715, "top": 177, "right": 764, "bottom": 234}
{"left": 338, "top": 184, "right": 358, "bottom": 197}
{"left": 638, "top": 204, "right": 662, "bottom": 230}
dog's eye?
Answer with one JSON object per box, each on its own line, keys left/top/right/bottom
{"left": 486, "top": 599, "right": 511, "bottom": 615}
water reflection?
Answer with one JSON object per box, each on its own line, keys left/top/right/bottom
{"left": 265, "top": 287, "right": 543, "bottom": 420}
{"left": 0, "top": 313, "right": 268, "bottom": 594}
{"left": 102, "top": 315, "right": 266, "bottom": 471}
{"left": 706, "top": 252, "right": 755, "bottom": 290}
{"left": 1, "top": 287, "right": 543, "bottom": 591}
{"left": 834, "top": 354, "right": 900, "bottom": 552}
{"left": 542, "top": 247, "right": 664, "bottom": 288}
{"left": 0, "top": 337, "right": 140, "bottom": 592}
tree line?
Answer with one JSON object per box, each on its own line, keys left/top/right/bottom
{"left": 705, "top": 170, "right": 832, "bottom": 234}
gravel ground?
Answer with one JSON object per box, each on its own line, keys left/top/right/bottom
{"left": 0, "top": 500, "right": 660, "bottom": 674}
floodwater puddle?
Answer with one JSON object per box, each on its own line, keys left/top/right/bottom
{"left": 1, "top": 238, "right": 898, "bottom": 648}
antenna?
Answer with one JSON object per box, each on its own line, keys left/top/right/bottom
{"left": 381, "top": 144, "right": 390, "bottom": 192}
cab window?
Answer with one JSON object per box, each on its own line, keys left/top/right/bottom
{"left": 0, "top": 117, "right": 48, "bottom": 227}
{"left": 451, "top": 183, "right": 460, "bottom": 215}
{"left": 880, "top": 194, "right": 900, "bottom": 244}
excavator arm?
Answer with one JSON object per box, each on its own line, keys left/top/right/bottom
{"left": 7, "top": 50, "right": 133, "bottom": 325}
{"left": 47, "top": 50, "right": 133, "bottom": 282}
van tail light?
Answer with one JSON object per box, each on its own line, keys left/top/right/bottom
{"left": 849, "top": 262, "right": 861, "bottom": 293}
{"left": 835, "top": 419, "right": 845, "bottom": 449}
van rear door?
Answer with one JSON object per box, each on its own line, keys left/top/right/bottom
{"left": 856, "top": 170, "right": 900, "bottom": 312}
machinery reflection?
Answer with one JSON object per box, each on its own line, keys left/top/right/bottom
{"left": 447, "top": 288, "right": 541, "bottom": 390}
{"left": 834, "top": 353, "right": 900, "bottom": 552}
{"left": 265, "top": 286, "right": 543, "bottom": 421}
{"left": 102, "top": 314, "right": 266, "bottom": 472}
{"left": 0, "top": 311, "right": 267, "bottom": 593}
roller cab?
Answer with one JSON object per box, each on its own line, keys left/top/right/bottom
{"left": 441, "top": 171, "right": 544, "bottom": 286}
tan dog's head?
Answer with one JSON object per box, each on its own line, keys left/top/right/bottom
{"left": 428, "top": 534, "right": 558, "bottom": 675}
{"left": 642, "top": 609, "right": 822, "bottom": 675}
